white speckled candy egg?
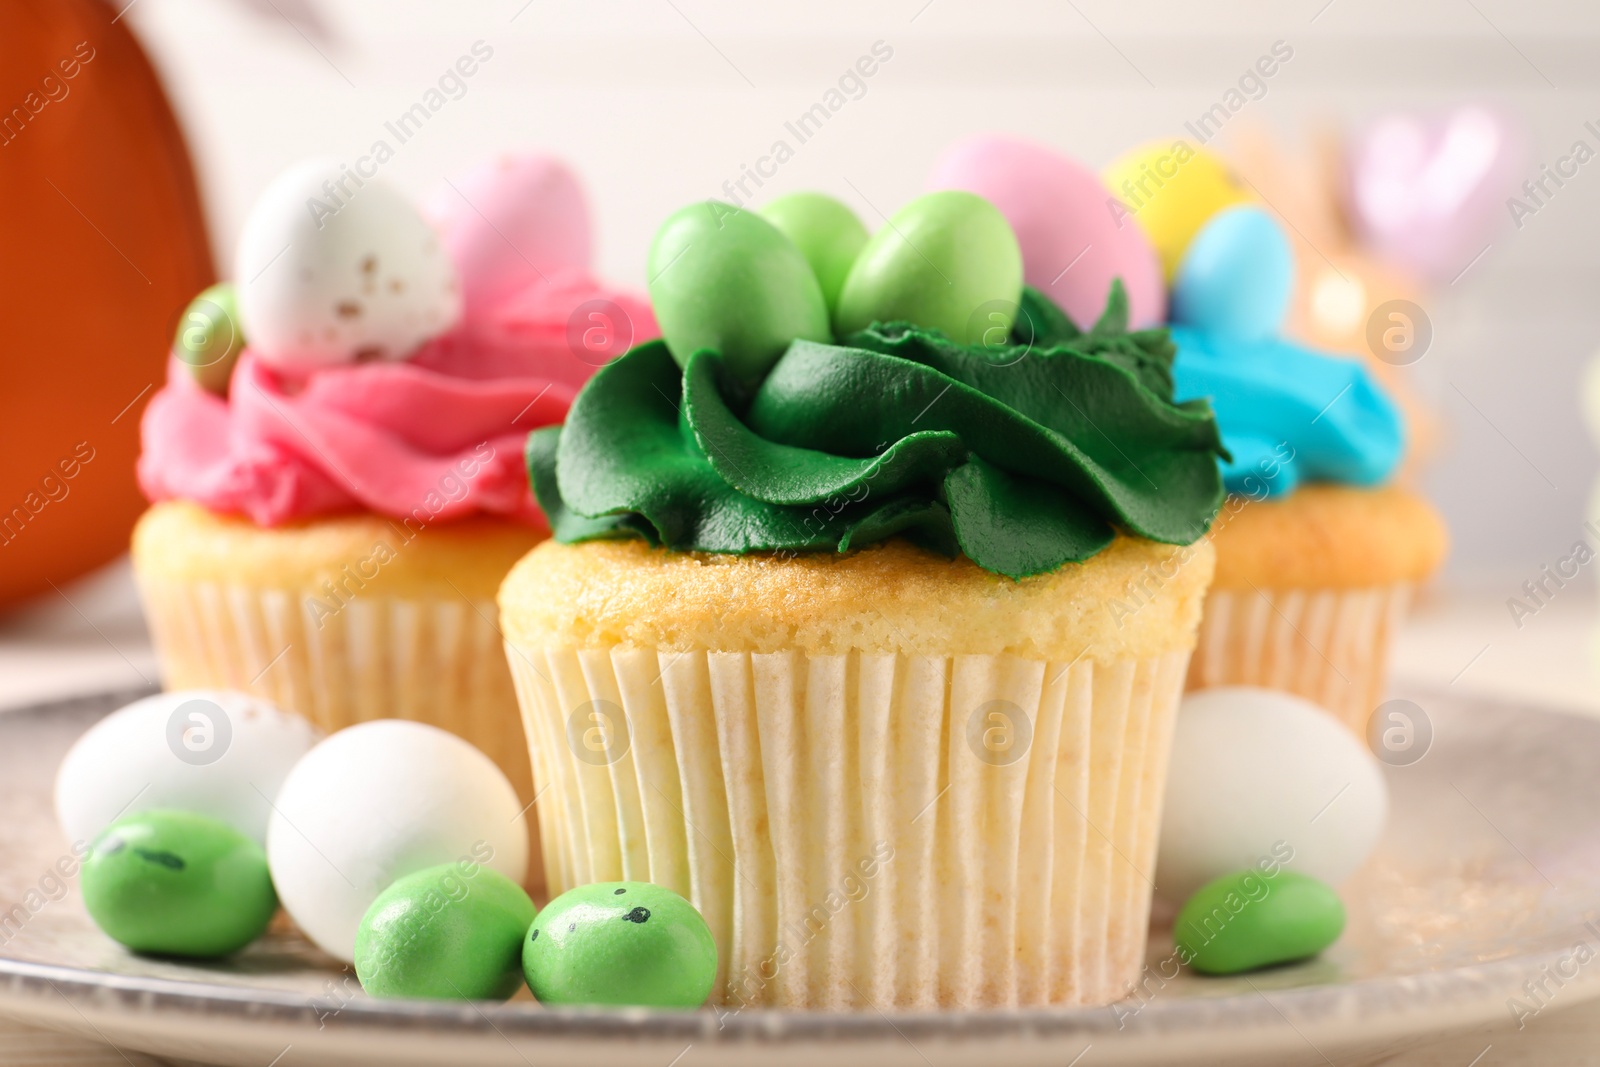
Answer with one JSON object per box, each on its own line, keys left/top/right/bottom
{"left": 234, "top": 158, "right": 460, "bottom": 372}
{"left": 266, "top": 720, "right": 529, "bottom": 961}
{"left": 1157, "top": 687, "right": 1389, "bottom": 902}
{"left": 55, "top": 690, "right": 320, "bottom": 848}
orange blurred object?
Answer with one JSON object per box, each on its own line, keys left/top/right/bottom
{"left": 0, "top": 0, "right": 214, "bottom": 607}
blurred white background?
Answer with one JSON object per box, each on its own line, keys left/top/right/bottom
{"left": 122, "top": 0, "right": 1600, "bottom": 595}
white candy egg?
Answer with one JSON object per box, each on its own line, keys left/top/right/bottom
{"left": 55, "top": 690, "right": 320, "bottom": 848}
{"left": 234, "top": 158, "right": 460, "bottom": 372}
{"left": 266, "top": 719, "right": 529, "bottom": 961}
{"left": 1157, "top": 686, "right": 1389, "bottom": 902}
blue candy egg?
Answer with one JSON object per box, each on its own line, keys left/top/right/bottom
{"left": 1170, "top": 205, "right": 1293, "bottom": 341}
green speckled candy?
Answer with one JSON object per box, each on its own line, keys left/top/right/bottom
{"left": 759, "top": 192, "right": 869, "bottom": 316}
{"left": 355, "top": 863, "right": 536, "bottom": 1001}
{"left": 1174, "top": 870, "right": 1345, "bottom": 975}
{"left": 172, "top": 282, "right": 246, "bottom": 395}
{"left": 647, "top": 201, "right": 830, "bottom": 388}
{"left": 834, "top": 190, "right": 1022, "bottom": 345}
{"left": 81, "top": 810, "right": 277, "bottom": 958}
{"left": 523, "top": 881, "right": 717, "bottom": 1008}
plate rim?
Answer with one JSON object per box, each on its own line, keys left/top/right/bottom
{"left": 2, "top": 946, "right": 1596, "bottom": 1044}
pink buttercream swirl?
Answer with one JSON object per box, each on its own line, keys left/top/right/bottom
{"left": 138, "top": 156, "right": 656, "bottom": 529}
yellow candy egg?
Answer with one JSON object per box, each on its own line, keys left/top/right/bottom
{"left": 1102, "top": 140, "right": 1252, "bottom": 281}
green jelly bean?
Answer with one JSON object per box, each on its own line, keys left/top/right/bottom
{"left": 523, "top": 881, "right": 717, "bottom": 1008}
{"left": 833, "top": 190, "right": 1022, "bottom": 346}
{"left": 355, "top": 863, "right": 535, "bottom": 1000}
{"left": 1173, "top": 869, "right": 1345, "bottom": 975}
{"left": 81, "top": 810, "right": 277, "bottom": 958}
{"left": 647, "top": 201, "right": 831, "bottom": 389}
{"left": 759, "top": 192, "right": 869, "bottom": 316}
{"left": 173, "top": 282, "right": 246, "bottom": 395}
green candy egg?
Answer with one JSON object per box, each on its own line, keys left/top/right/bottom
{"left": 759, "top": 192, "right": 869, "bottom": 316}
{"left": 355, "top": 863, "right": 536, "bottom": 1001}
{"left": 647, "top": 201, "right": 830, "bottom": 388}
{"left": 1173, "top": 870, "right": 1345, "bottom": 975}
{"left": 81, "top": 810, "right": 277, "bottom": 958}
{"left": 833, "top": 190, "right": 1023, "bottom": 346}
{"left": 523, "top": 881, "right": 717, "bottom": 1008}
{"left": 172, "top": 282, "right": 246, "bottom": 395}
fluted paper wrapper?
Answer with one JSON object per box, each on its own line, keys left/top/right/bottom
{"left": 137, "top": 575, "right": 537, "bottom": 879}
{"left": 505, "top": 642, "right": 1191, "bottom": 1010}
{"left": 1187, "top": 583, "right": 1412, "bottom": 736}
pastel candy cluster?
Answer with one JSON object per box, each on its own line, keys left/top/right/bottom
{"left": 646, "top": 188, "right": 1025, "bottom": 389}
{"left": 59, "top": 692, "right": 717, "bottom": 1002}
{"left": 1102, "top": 140, "right": 1253, "bottom": 282}
{"left": 1155, "top": 687, "right": 1384, "bottom": 974}
{"left": 266, "top": 719, "right": 529, "bottom": 962}
{"left": 56, "top": 690, "right": 319, "bottom": 958}
{"left": 140, "top": 153, "right": 655, "bottom": 528}
{"left": 930, "top": 135, "right": 1165, "bottom": 329}
{"left": 57, "top": 695, "right": 530, "bottom": 966}
{"left": 1139, "top": 180, "right": 1402, "bottom": 496}
{"left": 352, "top": 875, "right": 716, "bottom": 1006}
{"left": 1158, "top": 687, "right": 1388, "bottom": 903}
{"left": 924, "top": 131, "right": 1405, "bottom": 498}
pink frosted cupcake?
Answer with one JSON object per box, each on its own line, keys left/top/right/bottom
{"left": 133, "top": 155, "right": 654, "bottom": 886}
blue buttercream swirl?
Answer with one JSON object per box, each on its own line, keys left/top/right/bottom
{"left": 1170, "top": 325, "right": 1404, "bottom": 499}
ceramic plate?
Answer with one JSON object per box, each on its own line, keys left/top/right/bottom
{"left": 1, "top": 686, "right": 1597, "bottom": 1067}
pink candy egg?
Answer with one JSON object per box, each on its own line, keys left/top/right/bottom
{"left": 929, "top": 135, "right": 1164, "bottom": 329}
{"left": 427, "top": 154, "right": 593, "bottom": 317}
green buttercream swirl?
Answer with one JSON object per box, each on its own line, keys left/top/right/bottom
{"left": 528, "top": 284, "right": 1228, "bottom": 578}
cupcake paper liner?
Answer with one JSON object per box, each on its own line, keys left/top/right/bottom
{"left": 505, "top": 642, "right": 1192, "bottom": 1010}
{"left": 136, "top": 575, "right": 539, "bottom": 885}
{"left": 1186, "top": 583, "right": 1413, "bottom": 736}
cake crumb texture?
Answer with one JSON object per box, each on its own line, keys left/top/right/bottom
{"left": 133, "top": 500, "right": 541, "bottom": 598}
{"left": 499, "top": 534, "right": 1215, "bottom": 663}
{"left": 1209, "top": 484, "right": 1447, "bottom": 591}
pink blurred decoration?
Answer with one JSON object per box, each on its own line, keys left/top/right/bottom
{"left": 1344, "top": 107, "right": 1523, "bottom": 283}
{"left": 426, "top": 153, "right": 594, "bottom": 318}
{"left": 929, "top": 135, "right": 1165, "bottom": 330}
